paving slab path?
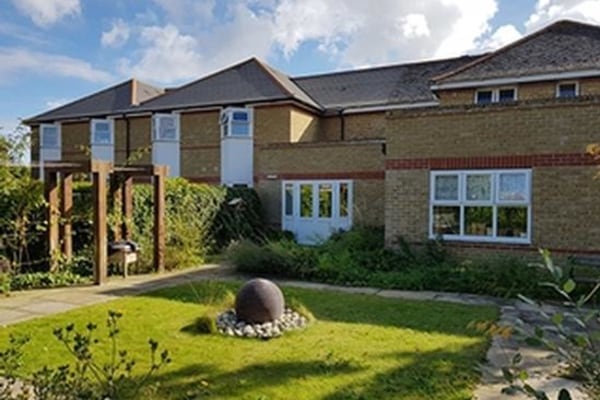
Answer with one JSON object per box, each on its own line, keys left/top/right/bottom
{"left": 0, "top": 265, "right": 589, "bottom": 399}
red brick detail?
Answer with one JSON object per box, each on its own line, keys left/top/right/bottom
{"left": 385, "top": 153, "right": 598, "bottom": 170}
{"left": 256, "top": 171, "right": 385, "bottom": 180}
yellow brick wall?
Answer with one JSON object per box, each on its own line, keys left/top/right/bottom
{"left": 114, "top": 119, "right": 127, "bottom": 164}
{"left": 384, "top": 101, "right": 600, "bottom": 253}
{"left": 343, "top": 112, "right": 387, "bottom": 140}
{"left": 319, "top": 116, "right": 342, "bottom": 141}
{"left": 180, "top": 111, "right": 220, "bottom": 146}
{"left": 256, "top": 142, "right": 385, "bottom": 227}
{"left": 254, "top": 106, "right": 291, "bottom": 144}
{"left": 61, "top": 121, "right": 88, "bottom": 162}
{"left": 387, "top": 102, "right": 599, "bottom": 158}
{"left": 127, "top": 117, "right": 152, "bottom": 164}
{"left": 437, "top": 78, "right": 600, "bottom": 106}
{"left": 290, "top": 107, "right": 320, "bottom": 142}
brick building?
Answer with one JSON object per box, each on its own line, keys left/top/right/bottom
{"left": 25, "top": 20, "right": 600, "bottom": 256}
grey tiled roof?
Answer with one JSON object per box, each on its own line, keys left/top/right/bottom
{"left": 136, "top": 58, "right": 322, "bottom": 111}
{"left": 294, "top": 55, "right": 481, "bottom": 110}
{"left": 25, "top": 79, "right": 163, "bottom": 123}
{"left": 434, "top": 20, "right": 600, "bottom": 84}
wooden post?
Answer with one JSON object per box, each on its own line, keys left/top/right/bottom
{"left": 122, "top": 176, "right": 133, "bottom": 240}
{"left": 153, "top": 165, "right": 167, "bottom": 273}
{"left": 92, "top": 161, "right": 110, "bottom": 285}
{"left": 44, "top": 169, "right": 59, "bottom": 271}
{"left": 109, "top": 175, "right": 122, "bottom": 241}
{"left": 60, "top": 172, "right": 73, "bottom": 261}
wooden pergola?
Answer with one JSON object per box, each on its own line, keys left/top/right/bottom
{"left": 44, "top": 161, "right": 167, "bottom": 285}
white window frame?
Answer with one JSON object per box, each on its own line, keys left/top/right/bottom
{"left": 40, "top": 123, "right": 61, "bottom": 149}
{"left": 475, "top": 87, "right": 518, "bottom": 104}
{"left": 220, "top": 107, "right": 253, "bottom": 138}
{"left": 152, "top": 113, "right": 180, "bottom": 142}
{"left": 90, "top": 118, "right": 114, "bottom": 145}
{"left": 282, "top": 180, "right": 353, "bottom": 221}
{"left": 429, "top": 169, "right": 532, "bottom": 244}
{"left": 555, "top": 81, "right": 579, "bottom": 98}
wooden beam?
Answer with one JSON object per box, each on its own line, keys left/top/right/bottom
{"left": 44, "top": 171, "right": 59, "bottom": 272}
{"left": 122, "top": 176, "right": 133, "bottom": 240}
{"left": 60, "top": 172, "right": 73, "bottom": 261}
{"left": 92, "top": 166, "right": 108, "bottom": 285}
{"left": 153, "top": 165, "right": 167, "bottom": 273}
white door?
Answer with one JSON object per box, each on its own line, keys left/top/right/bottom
{"left": 282, "top": 180, "right": 353, "bottom": 244}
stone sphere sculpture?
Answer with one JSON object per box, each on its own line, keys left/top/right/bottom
{"left": 235, "top": 278, "right": 284, "bottom": 323}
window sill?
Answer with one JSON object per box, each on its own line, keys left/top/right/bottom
{"left": 429, "top": 234, "right": 531, "bottom": 245}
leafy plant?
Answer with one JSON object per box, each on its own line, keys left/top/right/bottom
{"left": 501, "top": 249, "right": 600, "bottom": 399}
{"left": 0, "top": 311, "right": 172, "bottom": 400}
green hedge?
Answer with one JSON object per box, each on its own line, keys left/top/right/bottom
{"left": 226, "top": 226, "right": 584, "bottom": 300}
{"left": 71, "top": 178, "right": 265, "bottom": 273}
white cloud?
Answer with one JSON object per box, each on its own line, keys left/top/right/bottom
{"left": 476, "top": 24, "right": 523, "bottom": 52}
{"left": 0, "top": 48, "right": 113, "bottom": 84}
{"left": 101, "top": 19, "right": 130, "bottom": 48}
{"left": 119, "top": 3, "right": 275, "bottom": 84}
{"left": 400, "top": 14, "right": 431, "bottom": 39}
{"left": 11, "top": 0, "right": 80, "bottom": 27}
{"left": 152, "top": 0, "right": 216, "bottom": 26}
{"left": 45, "top": 99, "right": 69, "bottom": 109}
{"left": 526, "top": 0, "right": 600, "bottom": 31}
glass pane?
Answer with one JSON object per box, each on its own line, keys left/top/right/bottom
{"left": 498, "top": 173, "right": 527, "bottom": 201}
{"left": 318, "top": 184, "right": 333, "bottom": 218}
{"left": 499, "top": 89, "right": 515, "bottom": 102}
{"left": 466, "top": 174, "right": 491, "bottom": 201}
{"left": 232, "top": 111, "right": 249, "bottom": 121}
{"left": 340, "top": 183, "right": 349, "bottom": 217}
{"left": 231, "top": 123, "right": 249, "bottom": 136}
{"left": 159, "top": 117, "right": 176, "bottom": 140}
{"left": 476, "top": 91, "right": 492, "bottom": 104}
{"left": 42, "top": 126, "right": 58, "bottom": 148}
{"left": 498, "top": 207, "right": 528, "bottom": 238}
{"left": 300, "top": 184, "right": 313, "bottom": 218}
{"left": 558, "top": 84, "right": 576, "bottom": 98}
{"left": 284, "top": 184, "right": 293, "bottom": 216}
{"left": 434, "top": 175, "right": 459, "bottom": 201}
{"left": 464, "top": 206, "right": 493, "bottom": 236}
{"left": 432, "top": 206, "right": 460, "bottom": 235}
{"left": 94, "top": 122, "right": 111, "bottom": 144}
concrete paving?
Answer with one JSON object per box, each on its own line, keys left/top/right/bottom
{"left": 0, "top": 266, "right": 589, "bottom": 399}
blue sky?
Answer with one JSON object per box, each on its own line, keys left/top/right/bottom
{"left": 1, "top": 0, "right": 600, "bottom": 134}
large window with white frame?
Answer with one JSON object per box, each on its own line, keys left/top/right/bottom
{"left": 430, "top": 169, "right": 531, "bottom": 243}
{"left": 40, "top": 123, "right": 61, "bottom": 149}
{"left": 90, "top": 119, "right": 114, "bottom": 145}
{"left": 152, "top": 113, "right": 179, "bottom": 141}
{"left": 220, "top": 107, "right": 253, "bottom": 137}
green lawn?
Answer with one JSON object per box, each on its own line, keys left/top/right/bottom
{"left": 0, "top": 281, "right": 498, "bottom": 400}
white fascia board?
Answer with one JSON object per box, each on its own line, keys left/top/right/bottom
{"left": 342, "top": 101, "right": 439, "bottom": 114}
{"left": 431, "top": 69, "right": 600, "bottom": 90}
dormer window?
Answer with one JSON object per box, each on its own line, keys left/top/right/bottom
{"left": 556, "top": 82, "right": 578, "bottom": 98}
{"left": 152, "top": 113, "right": 179, "bottom": 141}
{"left": 475, "top": 88, "right": 517, "bottom": 104}
{"left": 220, "top": 107, "right": 253, "bottom": 137}
{"left": 40, "top": 123, "right": 60, "bottom": 149}
{"left": 90, "top": 119, "right": 114, "bottom": 145}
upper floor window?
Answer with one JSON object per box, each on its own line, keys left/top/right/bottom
{"left": 152, "top": 113, "right": 179, "bottom": 141}
{"left": 90, "top": 119, "right": 114, "bottom": 145}
{"left": 556, "top": 82, "right": 578, "bottom": 98}
{"left": 220, "top": 107, "right": 253, "bottom": 137}
{"left": 40, "top": 123, "right": 60, "bottom": 149}
{"left": 475, "top": 87, "right": 517, "bottom": 104}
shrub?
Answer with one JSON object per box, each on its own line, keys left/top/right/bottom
{"left": 193, "top": 314, "right": 218, "bottom": 334}
{"left": 502, "top": 250, "right": 600, "bottom": 400}
{"left": 8, "top": 271, "right": 88, "bottom": 291}
{"left": 0, "top": 311, "right": 171, "bottom": 399}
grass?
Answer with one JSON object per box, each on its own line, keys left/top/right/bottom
{"left": 0, "top": 281, "right": 498, "bottom": 400}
